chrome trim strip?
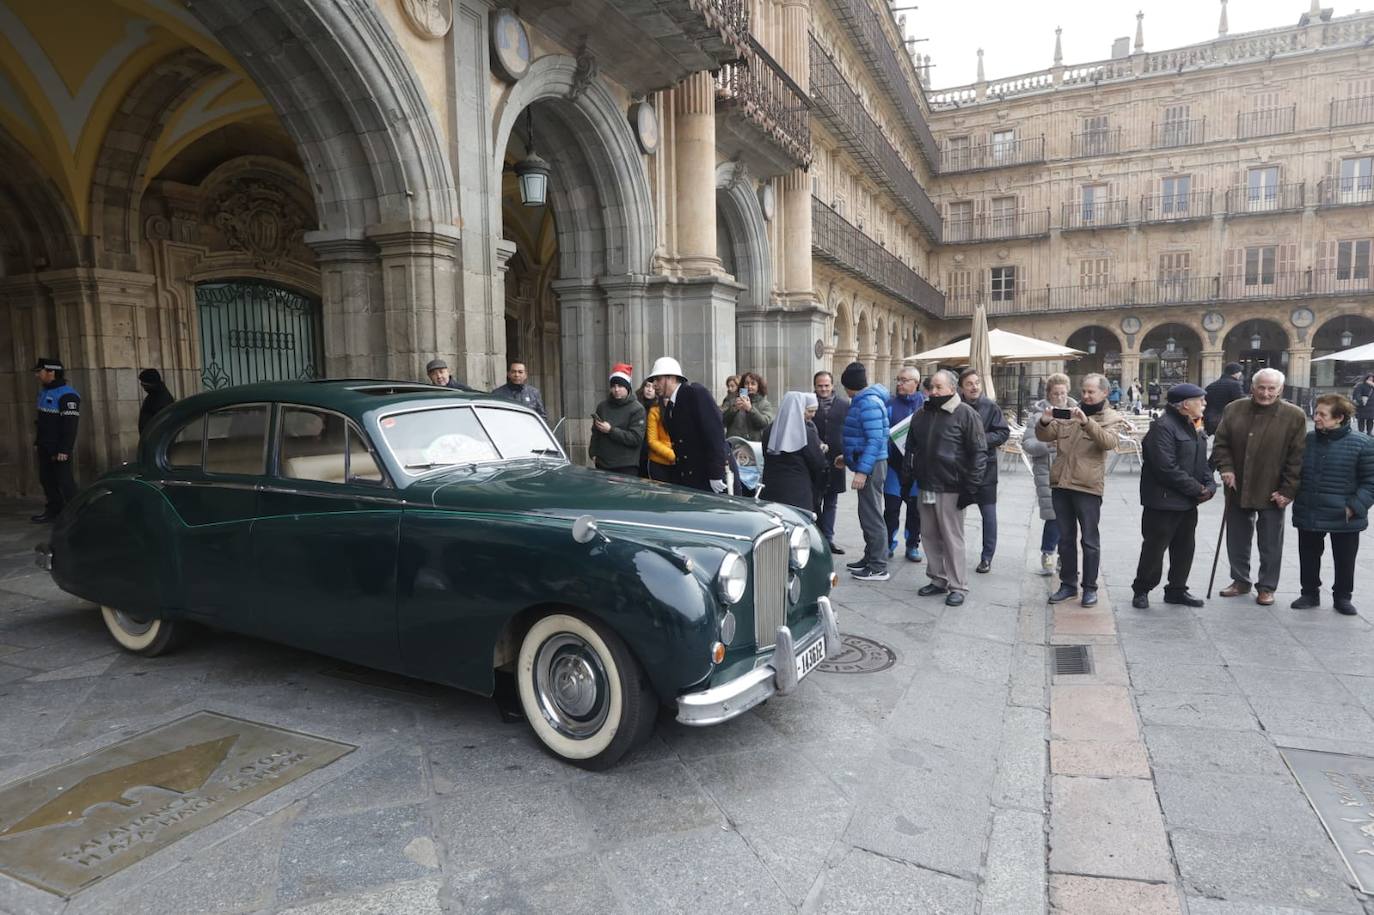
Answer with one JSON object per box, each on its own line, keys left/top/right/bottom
{"left": 596, "top": 518, "right": 754, "bottom": 542}
{"left": 158, "top": 480, "right": 260, "bottom": 493}
{"left": 257, "top": 484, "right": 404, "bottom": 506}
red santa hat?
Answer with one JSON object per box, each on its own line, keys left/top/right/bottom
{"left": 609, "top": 363, "right": 634, "bottom": 388}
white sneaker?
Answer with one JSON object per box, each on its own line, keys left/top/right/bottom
{"left": 1039, "top": 552, "right": 1056, "bottom": 576}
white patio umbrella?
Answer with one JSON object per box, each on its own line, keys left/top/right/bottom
{"left": 1312, "top": 341, "right": 1374, "bottom": 362}
{"left": 905, "top": 328, "right": 1085, "bottom": 364}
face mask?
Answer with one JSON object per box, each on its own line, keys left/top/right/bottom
{"left": 928, "top": 393, "right": 955, "bottom": 409}
{"left": 1081, "top": 400, "right": 1105, "bottom": 416}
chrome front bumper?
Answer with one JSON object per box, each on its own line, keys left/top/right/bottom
{"left": 676, "top": 596, "right": 841, "bottom": 726}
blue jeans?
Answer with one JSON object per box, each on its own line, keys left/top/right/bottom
{"left": 977, "top": 502, "right": 997, "bottom": 563}
{"left": 1040, "top": 519, "right": 1060, "bottom": 553}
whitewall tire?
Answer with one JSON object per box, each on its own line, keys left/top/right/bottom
{"left": 100, "top": 606, "right": 185, "bottom": 656}
{"left": 516, "top": 611, "right": 655, "bottom": 770}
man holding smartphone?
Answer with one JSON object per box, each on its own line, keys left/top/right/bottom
{"left": 1035, "top": 373, "right": 1130, "bottom": 607}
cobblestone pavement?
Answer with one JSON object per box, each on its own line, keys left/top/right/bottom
{"left": 0, "top": 463, "right": 1371, "bottom": 914}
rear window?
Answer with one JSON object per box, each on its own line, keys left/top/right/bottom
{"left": 204, "top": 405, "right": 269, "bottom": 476}
{"left": 165, "top": 417, "right": 205, "bottom": 469}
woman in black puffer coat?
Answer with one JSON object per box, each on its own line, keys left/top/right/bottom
{"left": 1290, "top": 393, "right": 1374, "bottom": 616}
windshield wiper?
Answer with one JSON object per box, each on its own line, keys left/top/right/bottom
{"left": 530, "top": 449, "right": 564, "bottom": 457}
{"left": 405, "top": 461, "right": 458, "bottom": 470}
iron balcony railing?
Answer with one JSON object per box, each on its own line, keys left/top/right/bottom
{"left": 824, "top": 0, "right": 937, "bottom": 169}
{"left": 1061, "top": 199, "right": 1131, "bottom": 231}
{"left": 1237, "top": 105, "right": 1297, "bottom": 139}
{"left": 811, "top": 196, "right": 945, "bottom": 317}
{"left": 714, "top": 36, "right": 812, "bottom": 169}
{"left": 808, "top": 36, "right": 939, "bottom": 242}
{"left": 1151, "top": 118, "right": 1206, "bottom": 148}
{"left": 1224, "top": 182, "right": 1306, "bottom": 216}
{"left": 940, "top": 136, "right": 1046, "bottom": 173}
{"left": 942, "top": 269, "right": 1374, "bottom": 318}
{"left": 1330, "top": 95, "right": 1374, "bottom": 128}
{"left": 942, "top": 209, "right": 1052, "bottom": 243}
{"left": 1070, "top": 128, "right": 1122, "bottom": 158}
{"left": 1317, "top": 176, "right": 1374, "bottom": 207}
{"left": 1140, "top": 191, "right": 1213, "bottom": 222}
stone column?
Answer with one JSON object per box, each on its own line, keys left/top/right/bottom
{"left": 307, "top": 231, "right": 385, "bottom": 379}
{"left": 0, "top": 277, "right": 54, "bottom": 496}
{"left": 1119, "top": 352, "right": 1142, "bottom": 392}
{"left": 780, "top": 306, "right": 829, "bottom": 393}
{"left": 366, "top": 222, "right": 463, "bottom": 382}
{"left": 1286, "top": 344, "right": 1313, "bottom": 389}
{"left": 552, "top": 279, "right": 607, "bottom": 464}
{"left": 673, "top": 72, "right": 721, "bottom": 276}
{"left": 1200, "top": 350, "right": 1224, "bottom": 385}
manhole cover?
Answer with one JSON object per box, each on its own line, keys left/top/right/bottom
{"left": 1053, "top": 644, "right": 1093, "bottom": 675}
{"left": 818, "top": 634, "right": 897, "bottom": 674}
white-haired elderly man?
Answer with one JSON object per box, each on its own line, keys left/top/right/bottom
{"left": 1211, "top": 367, "right": 1308, "bottom": 606}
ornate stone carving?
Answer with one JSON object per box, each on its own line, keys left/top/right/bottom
{"left": 569, "top": 43, "right": 598, "bottom": 101}
{"left": 211, "top": 179, "right": 307, "bottom": 270}
{"left": 401, "top": 0, "right": 452, "bottom": 38}
{"left": 144, "top": 215, "right": 171, "bottom": 242}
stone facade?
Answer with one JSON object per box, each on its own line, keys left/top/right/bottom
{"left": 922, "top": 7, "right": 1374, "bottom": 396}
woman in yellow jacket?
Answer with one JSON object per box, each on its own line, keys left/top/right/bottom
{"left": 639, "top": 380, "right": 675, "bottom": 482}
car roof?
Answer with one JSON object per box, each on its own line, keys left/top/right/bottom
{"left": 168, "top": 380, "right": 491, "bottom": 416}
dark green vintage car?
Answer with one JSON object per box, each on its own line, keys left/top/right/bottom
{"left": 42, "top": 381, "right": 838, "bottom": 768}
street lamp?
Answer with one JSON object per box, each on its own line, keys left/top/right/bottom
{"left": 1166, "top": 335, "right": 1177, "bottom": 353}
{"left": 1340, "top": 327, "right": 1354, "bottom": 348}
{"left": 514, "top": 108, "right": 550, "bottom": 207}
{"left": 1250, "top": 331, "right": 1262, "bottom": 351}
{"left": 1087, "top": 334, "right": 1098, "bottom": 355}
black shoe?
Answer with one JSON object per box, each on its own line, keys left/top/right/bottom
{"left": 1131, "top": 593, "right": 1150, "bottom": 609}
{"left": 829, "top": 543, "right": 846, "bottom": 555}
{"left": 29, "top": 512, "right": 56, "bottom": 523}
{"left": 975, "top": 559, "right": 992, "bottom": 574}
{"left": 1334, "top": 597, "right": 1357, "bottom": 616}
{"left": 1048, "top": 585, "right": 1078, "bottom": 603}
{"left": 845, "top": 558, "right": 868, "bottom": 571}
{"left": 945, "top": 591, "right": 965, "bottom": 606}
{"left": 917, "top": 583, "right": 948, "bottom": 597}
{"left": 1163, "top": 592, "right": 1205, "bottom": 608}
{"left": 1081, "top": 589, "right": 1099, "bottom": 607}
{"left": 1290, "top": 594, "right": 1320, "bottom": 610}
{"left": 851, "top": 567, "right": 890, "bottom": 582}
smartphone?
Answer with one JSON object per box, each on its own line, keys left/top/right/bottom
{"left": 1052, "top": 407, "right": 1073, "bottom": 419}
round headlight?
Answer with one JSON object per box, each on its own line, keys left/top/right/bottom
{"left": 717, "top": 551, "right": 748, "bottom": 604}
{"left": 789, "top": 525, "right": 812, "bottom": 569}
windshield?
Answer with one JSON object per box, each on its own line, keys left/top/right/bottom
{"left": 378, "top": 405, "right": 563, "bottom": 474}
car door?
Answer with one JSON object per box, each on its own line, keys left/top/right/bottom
{"left": 247, "top": 405, "right": 402, "bottom": 669}
{"left": 157, "top": 403, "right": 269, "bottom": 622}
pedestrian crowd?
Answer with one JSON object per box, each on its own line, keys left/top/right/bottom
{"left": 28, "top": 350, "right": 1374, "bottom": 617}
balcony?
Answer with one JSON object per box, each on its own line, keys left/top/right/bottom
{"left": 942, "top": 210, "right": 1051, "bottom": 244}
{"left": 1331, "top": 95, "right": 1374, "bottom": 128}
{"left": 1151, "top": 118, "right": 1206, "bottom": 148}
{"left": 1224, "top": 183, "right": 1305, "bottom": 217}
{"left": 808, "top": 36, "right": 940, "bottom": 241}
{"left": 811, "top": 197, "right": 945, "bottom": 317}
{"left": 521, "top": 0, "right": 747, "bottom": 95}
{"left": 940, "top": 136, "right": 1046, "bottom": 174}
{"left": 1070, "top": 128, "right": 1122, "bottom": 158}
{"left": 825, "top": 0, "right": 938, "bottom": 170}
{"left": 715, "top": 36, "right": 811, "bottom": 176}
{"left": 1316, "top": 176, "right": 1374, "bottom": 208}
{"left": 1061, "top": 199, "right": 1130, "bottom": 231}
{"left": 1236, "top": 106, "right": 1296, "bottom": 139}
{"left": 1140, "top": 191, "right": 1213, "bottom": 223}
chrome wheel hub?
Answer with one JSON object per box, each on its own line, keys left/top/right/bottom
{"left": 533, "top": 633, "right": 610, "bottom": 739}
{"left": 112, "top": 609, "right": 154, "bottom": 636}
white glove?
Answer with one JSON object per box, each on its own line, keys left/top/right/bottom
{"left": 709, "top": 479, "right": 728, "bottom": 494}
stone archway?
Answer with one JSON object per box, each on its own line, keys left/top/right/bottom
{"left": 1140, "top": 323, "right": 1204, "bottom": 400}
{"left": 1065, "top": 325, "right": 1124, "bottom": 390}
{"left": 717, "top": 161, "right": 777, "bottom": 386}
{"left": 1312, "top": 312, "right": 1374, "bottom": 390}
{"left": 833, "top": 298, "right": 856, "bottom": 370}
{"left": 1223, "top": 318, "right": 1291, "bottom": 388}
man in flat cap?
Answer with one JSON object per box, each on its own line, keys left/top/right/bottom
{"left": 31, "top": 357, "right": 80, "bottom": 522}
{"left": 425, "top": 358, "right": 477, "bottom": 392}
{"left": 1130, "top": 383, "right": 1216, "bottom": 609}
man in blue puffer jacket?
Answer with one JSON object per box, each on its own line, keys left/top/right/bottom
{"left": 839, "top": 362, "right": 891, "bottom": 581}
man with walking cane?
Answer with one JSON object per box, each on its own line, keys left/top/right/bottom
{"left": 1210, "top": 368, "right": 1307, "bottom": 606}
{"left": 1131, "top": 384, "right": 1215, "bottom": 609}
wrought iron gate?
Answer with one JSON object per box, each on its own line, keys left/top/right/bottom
{"left": 196, "top": 280, "right": 323, "bottom": 389}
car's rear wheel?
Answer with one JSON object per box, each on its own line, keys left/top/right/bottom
{"left": 516, "top": 611, "right": 656, "bottom": 770}
{"left": 100, "top": 606, "right": 186, "bottom": 656}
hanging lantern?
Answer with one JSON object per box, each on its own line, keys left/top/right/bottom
{"left": 515, "top": 108, "right": 550, "bottom": 207}
{"left": 1087, "top": 335, "right": 1098, "bottom": 355}
{"left": 1340, "top": 328, "right": 1354, "bottom": 348}
{"left": 1250, "top": 331, "right": 1262, "bottom": 351}
{"left": 1166, "top": 335, "right": 1177, "bottom": 353}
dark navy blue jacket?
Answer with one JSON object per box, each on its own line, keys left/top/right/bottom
{"left": 35, "top": 381, "right": 80, "bottom": 453}
{"left": 1292, "top": 424, "right": 1374, "bottom": 533}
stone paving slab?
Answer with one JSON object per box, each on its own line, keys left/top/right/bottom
{"left": 1048, "top": 775, "right": 1174, "bottom": 883}
{"left": 1049, "top": 874, "right": 1182, "bottom": 915}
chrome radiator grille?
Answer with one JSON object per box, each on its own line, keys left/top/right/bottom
{"left": 752, "top": 528, "right": 788, "bottom": 650}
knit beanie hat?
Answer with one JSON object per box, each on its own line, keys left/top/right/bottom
{"left": 609, "top": 363, "right": 634, "bottom": 389}
{"left": 840, "top": 362, "right": 867, "bottom": 391}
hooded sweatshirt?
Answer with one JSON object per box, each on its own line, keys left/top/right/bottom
{"left": 138, "top": 369, "right": 175, "bottom": 434}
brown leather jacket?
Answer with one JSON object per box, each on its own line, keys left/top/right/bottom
{"left": 1034, "top": 405, "right": 1130, "bottom": 497}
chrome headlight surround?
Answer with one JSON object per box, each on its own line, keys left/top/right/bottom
{"left": 788, "top": 525, "right": 812, "bottom": 570}
{"left": 716, "top": 551, "right": 748, "bottom": 604}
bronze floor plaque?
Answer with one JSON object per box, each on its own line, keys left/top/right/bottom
{"left": 0, "top": 711, "right": 353, "bottom": 897}
{"left": 1280, "top": 746, "right": 1374, "bottom": 893}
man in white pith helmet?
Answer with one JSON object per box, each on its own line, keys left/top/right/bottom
{"left": 645, "top": 357, "right": 728, "bottom": 494}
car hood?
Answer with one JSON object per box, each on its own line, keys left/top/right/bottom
{"left": 407, "top": 461, "right": 787, "bottom": 543}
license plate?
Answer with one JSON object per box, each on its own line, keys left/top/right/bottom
{"left": 796, "top": 638, "right": 825, "bottom": 680}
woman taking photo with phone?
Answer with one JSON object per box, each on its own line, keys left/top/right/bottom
{"left": 723, "top": 371, "right": 775, "bottom": 441}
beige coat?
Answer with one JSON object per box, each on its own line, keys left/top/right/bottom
{"left": 1034, "top": 405, "right": 1129, "bottom": 497}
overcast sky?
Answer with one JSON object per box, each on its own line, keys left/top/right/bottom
{"left": 906, "top": 0, "right": 1318, "bottom": 88}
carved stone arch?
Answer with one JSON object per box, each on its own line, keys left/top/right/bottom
{"left": 0, "top": 128, "right": 80, "bottom": 274}
{"left": 714, "top": 160, "right": 770, "bottom": 314}
{"left": 856, "top": 307, "right": 873, "bottom": 359}
{"left": 834, "top": 298, "right": 856, "bottom": 353}
{"left": 1135, "top": 317, "right": 1205, "bottom": 351}
{"left": 90, "top": 48, "right": 225, "bottom": 271}
{"left": 493, "top": 55, "right": 656, "bottom": 281}
{"left": 189, "top": 0, "right": 457, "bottom": 236}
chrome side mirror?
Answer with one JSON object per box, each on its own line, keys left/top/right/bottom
{"left": 571, "top": 514, "right": 607, "bottom": 544}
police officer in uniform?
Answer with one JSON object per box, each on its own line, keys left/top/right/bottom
{"left": 32, "top": 357, "right": 80, "bottom": 522}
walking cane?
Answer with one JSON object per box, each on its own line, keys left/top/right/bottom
{"left": 1206, "top": 500, "right": 1228, "bottom": 599}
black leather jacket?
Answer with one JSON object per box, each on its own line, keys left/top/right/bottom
{"left": 1140, "top": 406, "right": 1216, "bottom": 511}
{"left": 902, "top": 396, "right": 987, "bottom": 500}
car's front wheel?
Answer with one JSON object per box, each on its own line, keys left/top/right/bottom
{"left": 516, "top": 611, "right": 656, "bottom": 770}
{"left": 100, "top": 606, "right": 186, "bottom": 656}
